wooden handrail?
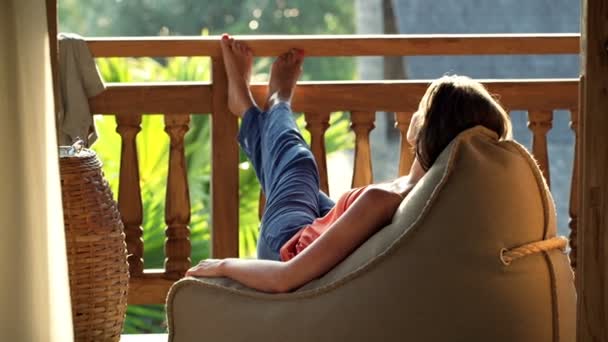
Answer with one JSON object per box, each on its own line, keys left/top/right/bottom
{"left": 89, "top": 82, "right": 213, "bottom": 114}
{"left": 87, "top": 34, "right": 580, "bottom": 57}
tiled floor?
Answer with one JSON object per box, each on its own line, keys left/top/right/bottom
{"left": 121, "top": 334, "right": 168, "bottom": 341}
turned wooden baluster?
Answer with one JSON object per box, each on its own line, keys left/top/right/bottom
{"left": 569, "top": 108, "right": 579, "bottom": 270}
{"left": 164, "top": 114, "right": 192, "bottom": 278}
{"left": 527, "top": 110, "right": 554, "bottom": 188}
{"left": 116, "top": 113, "right": 144, "bottom": 276}
{"left": 305, "top": 111, "right": 331, "bottom": 195}
{"left": 395, "top": 112, "right": 415, "bottom": 176}
{"left": 351, "top": 111, "right": 375, "bottom": 188}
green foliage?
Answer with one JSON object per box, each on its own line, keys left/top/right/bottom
{"left": 59, "top": 0, "right": 354, "bottom": 36}
{"left": 61, "top": 0, "right": 357, "bottom": 334}
{"left": 58, "top": 0, "right": 356, "bottom": 81}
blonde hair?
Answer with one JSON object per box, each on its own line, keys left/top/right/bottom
{"left": 414, "top": 75, "right": 512, "bottom": 170}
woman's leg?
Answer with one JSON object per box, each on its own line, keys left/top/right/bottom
{"left": 254, "top": 49, "right": 339, "bottom": 260}
{"left": 239, "top": 102, "right": 321, "bottom": 261}
{"left": 255, "top": 101, "right": 324, "bottom": 260}
{"left": 238, "top": 106, "right": 335, "bottom": 217}
{"left": 238, "top": 106, "right": 266, "bottom": 191}
{"left": 221, "top": 36, "right": 333, "bottom": 260}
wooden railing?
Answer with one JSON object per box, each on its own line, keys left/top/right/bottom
{"left": 87, "top": 34, "right": 580, "bottom": 304}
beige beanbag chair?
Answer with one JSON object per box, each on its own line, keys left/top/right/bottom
{"left": 166, "top": 126, "right": 576, "bottom": 342}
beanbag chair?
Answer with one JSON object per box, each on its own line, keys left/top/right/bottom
{"left": 166, "top": 126, "right": 576, "bottom": 342}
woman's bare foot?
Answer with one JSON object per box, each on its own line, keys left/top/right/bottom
{"left": 265, "top": 48, "right": 304, "bottom": 110}
{"left": 220, "top": 34, "right": 256, "bottom": 117}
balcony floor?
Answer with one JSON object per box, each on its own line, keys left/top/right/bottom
{"left": 121, "top": 333, "right": 168, "bottom": 341}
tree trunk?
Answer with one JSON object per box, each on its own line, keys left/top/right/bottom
{"left": 355, "top": 0, "right": 383, "bottom": 80}
{"left": 383, "top": 0, "right": 407, "bottom": 140}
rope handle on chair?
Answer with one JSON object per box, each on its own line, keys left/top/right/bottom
{"left": 499, "top": 236, "right": 568, "bottom": 266}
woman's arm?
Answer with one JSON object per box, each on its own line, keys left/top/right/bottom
{"left": 280, "top": 187, "right": 404, "bottom": 290}
{"left": 186, "top": 258, "right": 289, "bottom": 293}
{"left": 187, "top": 187, "right": 403, "bottom": 293}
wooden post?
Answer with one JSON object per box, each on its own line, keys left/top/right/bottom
{"left": 164, "top": 114, "right": 192, "bottom": 278}
{"left": 211, "top": 57, "right": 239, "bottom": 258}
{"left": 569, "top": 107, "right": 579, "bottom": 271}
{"left": 577, "top": 0, "right": 608, "bottom": 341}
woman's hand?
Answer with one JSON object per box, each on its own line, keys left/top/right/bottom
{"left": 184, "top": 258, "right": 289, "bottom": 293}
{"left": 186, "top": 259, "right": 225, "bottom": 277}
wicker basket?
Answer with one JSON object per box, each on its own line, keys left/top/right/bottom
{"left": 59, "top": 147, "right": 129, "bottom": 341}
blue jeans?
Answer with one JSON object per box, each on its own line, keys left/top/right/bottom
{"left": 238, "top": 103, "right": 335, "bottom": 260}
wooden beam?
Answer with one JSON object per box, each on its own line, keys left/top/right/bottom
{"left": 90, "top": 79, "right": 578, "bottom": 115}
{"left": 577, "top": 0, "right": 608, "bottom": 341}
{"left": 210, "top": 57, "right": 239, "bottom": 258}
{"left": 89, "top": 82, "right": 213, "bottom": 114}
{"left": 120, "top": 333, "right": 168, "bottom": 342}
{"left": 263, "top": 79, "right": 578, "bottom": 112}
{"left": 86, "top": 34, "right": 580, "bottom": 58}
{"left": 128, "top": 271, "right": 176, "bottom": 305}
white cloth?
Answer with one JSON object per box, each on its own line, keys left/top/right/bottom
{"left": 1, "top": 0, "right": 73, "bottom": 340}
{"left": 57, "top": 32, "right": 105, "bottom": 147}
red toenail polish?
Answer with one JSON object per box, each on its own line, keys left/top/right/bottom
{"left": 222, "top": 34, "right": 229, "bottom": 40}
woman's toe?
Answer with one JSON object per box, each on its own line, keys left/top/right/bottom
{"left": 286, "top": 50, "right": 295, "bottom": 64}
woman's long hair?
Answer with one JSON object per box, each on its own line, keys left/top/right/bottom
{"left": 414, "top": 75, "right": 512, "bottom": 171}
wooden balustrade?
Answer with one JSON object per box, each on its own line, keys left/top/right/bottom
{"left": 351, "top": 111, "right": 376, "bottom": 188}
{"left": 86, "top": 35, "right": 580, "bottom": 304}
{"left": 305, "top": 112, "right": 331, "bottom": 194}
{"left": 164, "top": 115, "right": 192, "bottom": 279}
{"left": 528, "top": 110, "right": 554, "bottom": 188}
{"left": 115, "top": 113, "right": 144, "bottom": 276}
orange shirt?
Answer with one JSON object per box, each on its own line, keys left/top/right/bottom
{"left": 279, "top": 186, "right": 369, "bottom": 261}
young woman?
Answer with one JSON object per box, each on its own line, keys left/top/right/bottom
{"left": 186, "top": 35, "right": 512, "bottom": 293}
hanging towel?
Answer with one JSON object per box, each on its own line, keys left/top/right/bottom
{"left": 56, "top": 33, "right": 105, "bottom": 147}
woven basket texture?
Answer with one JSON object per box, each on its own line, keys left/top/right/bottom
{"left": 60, "top": 150, "right": 129, "bottom": 342}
